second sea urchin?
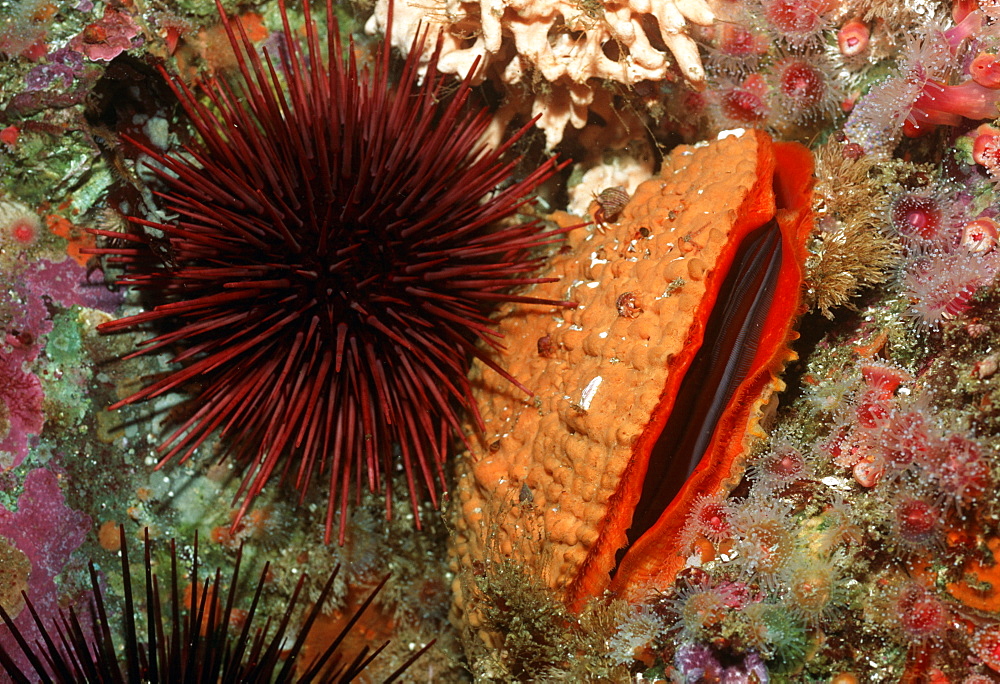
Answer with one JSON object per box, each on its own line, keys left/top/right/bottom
{"left": 91, "top": 0, "right": 567, "bottom": 542}
{"left": 0, "top": 526, "right": 430, "bottom": 681}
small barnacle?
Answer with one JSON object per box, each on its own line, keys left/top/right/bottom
{"left": 593, "top": 186, "right": 629, "bottom": 231}
{"left": 615, "top": 291, "right": 643, "bottom": 318}
{"left": 537, "top": 334, "right": 555, "bottom": 357}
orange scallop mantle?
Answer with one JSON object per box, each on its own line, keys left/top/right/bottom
{"left": 451, "top": 130, "right": 815, "bottom": 617}
{"left": 580, "top": 136, "right": 815, "bottom": 609}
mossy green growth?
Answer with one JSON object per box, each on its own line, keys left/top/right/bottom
{"left": 37, "top": 308, "right": 90, "bottom": 435}
{"left": 167, "top": 0, "right": 242, "bottom": 20}
{"left": 0, "top": 129, "right": 98, "bottom": 207}
{"left": 458, "top": 497, "right": 639, "bottom": 681}
{"left": 954, "top": 131, "right": 976, "bottom": 167}
{"left": 465, "top": 557, "right": 576, "bottom": 679}
{"left": 46, "top": 307, "right": 83, "bottom": 361}
{"left": 70, "top": 165, "right": 114, "bottom": 216}
{"left": 0, "top": 462, "right": 28, "bottom": 511}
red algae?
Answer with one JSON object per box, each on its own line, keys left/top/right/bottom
{"left": 0, "top": 338, "right": 44, "bottom": 470}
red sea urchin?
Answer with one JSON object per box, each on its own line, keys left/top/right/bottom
{"left": 89, "top": 0, "right": 568, "bottom": 542}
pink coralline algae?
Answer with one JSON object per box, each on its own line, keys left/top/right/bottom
{"left": 0, "top": 468, "right": 91, "bottom": 675}
{"left": 8, "top": 257, "right": 121, "bottom": 342}
{"left": 24, "top": 257, "right": 120, "bottom": 314}
{"left": 24, "top": 48, "right": 86, "bottom": 91}
{"left": 675, "top": 643, "right": 768, "bottom": 683}
{"left": 0, "top": 337, "right": 44, "bottom": 470}
{"left": 68, "top": 6, "right": 142, "bottom": 62}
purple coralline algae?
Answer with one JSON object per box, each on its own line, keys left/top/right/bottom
{"left": 676, "top": 643, "right": 769, "bottom": 683}
{"left": 24, "top": 48, "right": 86, "bottom": 91}
{"left": 24, "top": 257, "right": 120, "bottom": 314}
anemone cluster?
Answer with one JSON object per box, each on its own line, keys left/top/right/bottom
{"left": 647, "top": 343, "right": 999, "bottom": 679}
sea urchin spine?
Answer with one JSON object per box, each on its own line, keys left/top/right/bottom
{"left": 88, "top": 0, "right": 568, "bottom": 542}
